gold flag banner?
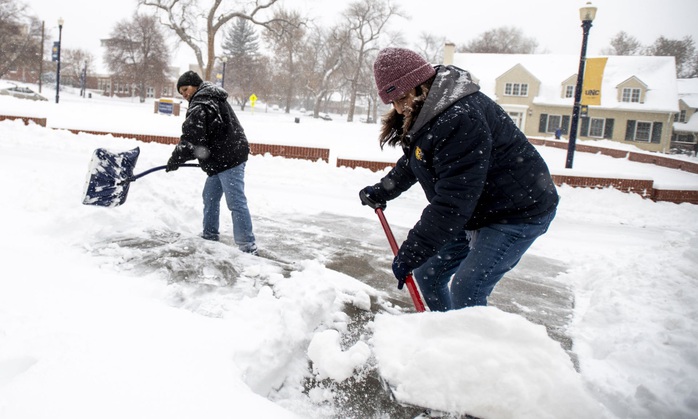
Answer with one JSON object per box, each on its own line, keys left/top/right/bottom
{"left": 581, "top": 57, "right": 607, "bottom": 106}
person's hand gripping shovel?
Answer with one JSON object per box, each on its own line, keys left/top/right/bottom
{"left": 360, "top": 188, "right": 426, "bottom": 312}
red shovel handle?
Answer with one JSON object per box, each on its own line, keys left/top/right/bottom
{"left": 375, "top": 208, "right": 426, "bottom": 312}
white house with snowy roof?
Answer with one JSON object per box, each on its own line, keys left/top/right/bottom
{"left": 443, "top": 44, "right": 681, "bottom": 154}
{"left": 673, "top": 78, "right": 698, "bottom": 154}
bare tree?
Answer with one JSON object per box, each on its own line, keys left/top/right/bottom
{"left": 414, "top": 32, "right": 445, "bottom": 65}
{"left": 458, "top": 26, "right": 538, "bottom": 54}
{"left": 601, "top": 31, "right": 642, "bottom": 56}
{"left": 61, "top": 48, "right": 94, "bottom": 87}
{"left": 301, "top": 25, "right": 350, "bottom": 118}
{"left": 360, "top": 49, "right": 380, "bottom": 124}
{"left": 0, "top": 0, "right": 42, "bottom": 80}
{"left": 686, "top": 54, "right": 698, "bottom": 78}
{"left": 342, "top": 0, "right": 403, "bottom": 122}
{"left": 138, "top": 0, "right": 282, "bottom": 81}
{"left": 104, "top": 13, "right": 170, "bottom": 102}
{"left": 263, "top": 9, "right": 306, "bottom": 113}
{"left": 646, "top": 35, "right": 697, "bottom": 78}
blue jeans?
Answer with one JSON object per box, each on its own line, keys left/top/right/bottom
{"left": 202, "top": 163, "right": 256, "bottom": 251}
{"left": 412, "top": 210, "right": 556, "bottom": 311}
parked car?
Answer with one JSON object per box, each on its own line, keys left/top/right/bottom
{"left": 319, "top": 113, "right": 332, "bottom": 121}
{"left": 0, "top": 83, "right": 48, "bottom": 101}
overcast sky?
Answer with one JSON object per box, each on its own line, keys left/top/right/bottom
{"left": 23, "top": 0, "right": 698, "bottom": 75}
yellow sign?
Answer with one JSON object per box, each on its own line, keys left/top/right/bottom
{"left": 249, "top": 94, "right": 257, "bottom": 109}
{"left": 581, "top": 57, "right": 607, "bottom": 106}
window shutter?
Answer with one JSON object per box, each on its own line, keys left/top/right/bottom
{"left": 625, "top": 120, "right": 636, "bottom": 141}
{"left": 539, "top": 114, "right": 548, "bottom": 133}
{"left": 651, "top": 122, "right": 663, "bottom": 144}
{"left": 604, "top": 119, "right": 614, "bottom": 139}
{"left": 580, "top": 117, "right": 590, "bottom": 137}
{"left": 561, "top": 115, "right": 570, "bottom": 135}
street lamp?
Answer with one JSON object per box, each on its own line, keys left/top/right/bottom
{"left": 55, "top": 17, "right": 64, "bottom": 104}
{"left": 565, "top": 2, "right": 597, "bottom": 169}
{"left": 221, "top": 56, "right": 228, "bottom": 89}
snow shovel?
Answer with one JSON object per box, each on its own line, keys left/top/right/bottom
{"left": 81, "top": 146, "right": 199, "bottom": 207}
{"left": 375, "top": 208, "right": 427, "bottom": 312}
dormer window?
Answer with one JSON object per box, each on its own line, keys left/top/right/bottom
{"left": 505, "top": 82, "right": 529, "bottom": 97}
{"left": 564, "top": 85, "right": 574, "bottom": 98}
{"left": 621, "top": 87, "right": 641, "bottom": 103}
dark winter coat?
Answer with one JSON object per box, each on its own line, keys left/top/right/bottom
{"left": 373, "top": 65, "right": 559, "bottom": 269}
{"left": 169, "top": 82, "right": 249, "bottom": 176}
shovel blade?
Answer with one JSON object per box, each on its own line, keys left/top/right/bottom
{"left": 82, "top": 147, "right": 140, "bottom": 207}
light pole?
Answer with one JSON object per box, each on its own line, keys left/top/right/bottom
{"left": 221, "top": 56, "right": 228, "bottom": 89}
{"left": 55, "top": 17, "right": 64, "bottom": 104}
{"left": 565, "top": 2, "right": 597, "bottom": 169}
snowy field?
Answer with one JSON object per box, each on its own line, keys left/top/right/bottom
{"left": 1, "top": 87, "right": 697, "bottom": 419}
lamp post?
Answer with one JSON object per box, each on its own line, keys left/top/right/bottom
{"left": 565, "top": 2, "right": 597, "bottom": 169}
{"left": 221, "top": 56, "right": 228, "bottom": 89}
{"left": 55, "top": 17, "right": 64, "bottom": 104}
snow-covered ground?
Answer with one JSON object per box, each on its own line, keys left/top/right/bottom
{"left": 1, "top": 87, "right": 697, "bottom": 419}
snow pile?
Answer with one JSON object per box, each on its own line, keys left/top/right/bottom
{"left": 373, "top": 308, "right": 607, "bottom": 418}
{"left": 0, "top": 89, "right": 697, "bottom": 418}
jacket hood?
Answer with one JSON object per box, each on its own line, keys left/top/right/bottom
{"left": 410, "top": 65, "right": 480, "bottom": 135}
{"left": 191, "top": 81, "right": 228, "bottom": 103}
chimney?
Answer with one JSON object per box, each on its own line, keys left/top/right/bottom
{"left": 443, "top": 42, "right": 456, "bottom": 65}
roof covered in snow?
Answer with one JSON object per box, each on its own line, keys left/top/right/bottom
{"left": 451, "top": 53, "right": 679, "bottom": 113}
{"left": 678, "top": 78, "right": 698, "bottom": 108}
{"left": 674, "top": 78, "right": 698, "bottom": 133}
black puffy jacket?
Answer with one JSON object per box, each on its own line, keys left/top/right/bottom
{"left": 374, "top": 65, "right": 559, "bottom": 269}
{"left": 169, "top": 82, "right": 249, "bottom": 176}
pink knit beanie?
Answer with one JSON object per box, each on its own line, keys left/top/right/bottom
{"left": 373, "top": 48, "right": 436, "bottom": 104}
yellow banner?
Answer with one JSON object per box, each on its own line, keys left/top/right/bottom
{"left": 581, "top": 57, "right": 607, "bottom": 106}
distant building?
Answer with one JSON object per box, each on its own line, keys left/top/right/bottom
{"left": 443, "top": 44, "right": 683, "bottom": 154}
{"left": 97, "top": 39, "right": 178, "bottom": 98}
{"left": 94, "top": 73, "right": 176, "bottom": 99}
{"left": 673, "top": 78, "right": 698, "bottom": 154}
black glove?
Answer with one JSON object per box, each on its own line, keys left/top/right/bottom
{"left": 166, "top": 157, "right": 179, "bottom": 172}
{"left": 392, "top": 255, "right": 411, "bottom": 290}
{"left": 359, "top": 186, "right": 386, "bottom": 210}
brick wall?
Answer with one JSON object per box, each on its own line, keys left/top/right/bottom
{"left": 64, "top": 129, "right": 330, "bottom": 163}
{"left": 337, "top": 158, "right": 394, "bottom": 172}
{"left": 332, "top": 157, "right": 697, "bottom": 205}
{"left": 1, "top": 116, "right": 695, "bottom": 204}
{"left": 68, "top": 130, "right": 180, "bottom": 145}
{"left": 627, "top": 153, "right": 698, "bottom": 174}
{"left": 528, "top": 136, "right": 698, "bottom": 174}
{"left": 551, "top": 175, "right": 654, "bottom": 198}
{"left": 249, "top": 143, "right": 329, "bottom": 162}
{"left": 652, "top": 189, "right": 698, "bottom": 204}
{"left": 0, "top": 115, "right": 47, "bottom": 127}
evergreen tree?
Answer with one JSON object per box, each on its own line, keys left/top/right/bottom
{"left": 221, "top": 17, "right": 268, "bottom": 110}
